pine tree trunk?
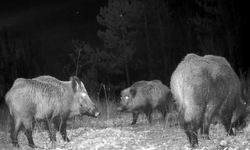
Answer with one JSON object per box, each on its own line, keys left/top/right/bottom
{"left": 143, "top": 5, "right": 153, "bottom": 79}
{"left": 124, "top": 60, "right": 130, "bottom": 86}
{"left": 157, "top": 7, "right": 168, "bottom": 81}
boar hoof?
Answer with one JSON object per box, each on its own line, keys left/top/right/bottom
{"left": 65, "top": 137, "right": 70, "bottom": 142}
{"left": 201, "top": 134, "right": 210, "bottom": 140}
{"left": 131, "top": 122, "right": 136, "bottom": 125}
{"left": 191, "top": 143, "right": 198, "bottom": 148}
{"left": 12, "top": 143, "right": 20, "bottom": 148}
{"left": 227, "top": 130, "right": 236, "bottom": 136}
{"left": 29, "top": 144, "right": 37, "bottom": 148}
{"left": 12, "top": 142, "right": 19, "bottom": 148}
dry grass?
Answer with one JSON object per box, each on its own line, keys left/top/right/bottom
{"left": 0, "top": 104, "right": 11, "bottom": 149}
{"left": 1, "top": 115, "right": 249, "bottom": 149}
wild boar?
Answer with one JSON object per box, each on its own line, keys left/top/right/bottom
{"left": 170, "top": 53, "right": 247, "bottom": 147}
{"left": 5, "top": 75, "right": 100, "bottom": 148}
{"left": 117, "top": 80, "right": 172, "bottom": 125}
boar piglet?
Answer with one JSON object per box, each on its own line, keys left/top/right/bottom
{"left": 117, "top": 80, "right": 172, "bottom": 125}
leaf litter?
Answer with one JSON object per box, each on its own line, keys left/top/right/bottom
{"left": 1, "top": 117, "right": 250, "bottom": 150}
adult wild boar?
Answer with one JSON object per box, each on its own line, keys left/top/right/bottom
{"left": 5, "top": 75, "right": 100, "bottom": 148}
{"left": 170, "top": 53, "right": 247, "bottom": 147}
{"left": 117, "top": 80, "right": 172, "bottom": 125}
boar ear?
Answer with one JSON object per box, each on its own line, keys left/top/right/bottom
{"left": 71, "top": 76, "right": 82, "bottom": 93}
{"left": 129, "top": 87, "right": 137, "bottom": 98}
{"left": 79, "top": 81, "right": 87, "bottom": 93}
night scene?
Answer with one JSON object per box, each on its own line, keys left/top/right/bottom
{"left": 0, "top": 0, "right": 250, "bottom": 149}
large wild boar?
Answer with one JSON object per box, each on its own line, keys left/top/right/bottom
{"left": 170, "top": 53, "right": 247, "bottom": 147}
{"left": 117, "top": 80, "right": 172, "bottom": 125}
{"left": 5, "top": 75, "right": 100, "bottom": 148}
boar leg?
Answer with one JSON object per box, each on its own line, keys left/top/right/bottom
{"left": 24, "top": 129, "right": 35, "bottom": 148}
{"left": 59, "top": 122, "right": 69, "bottom": 142}
{"left": 183, "top": 122, "right": 198, "bottom": 148}
{"left": 131, "top": 112, "right": 139, "bottom": 125}
{"left": 161, "top": 109, "right": 167, "bottom": 120}
{"left": 200, "top": 123, "right": 210, "bottom": 139}
{"left": 201, "top": 105, "right": 217, "bottom": 139}
{"left": 55, "top": 118, "right": 70, "bottom": 142}
{"left": 220, "top": 107, "right": 235, "bottom": 135}
{"left": 10, "top": 118, "right": 22, "bottom": 147}
{"left": 221, "top": 113, "right": 235, "bottom": 135}
{"left": 158, "top": 107, "right": 167, "bottom": 123}
{"left": 23, "top": 119, "right": 36, "bottom": 148}
{"left": 232, "top": 115, "right": 246, "bottom": 130}
{"left": 145, "top": 109, "right": 152, "bottom": 124}
{"left": 45, "top": 120, "right": 57, "bottom": 142}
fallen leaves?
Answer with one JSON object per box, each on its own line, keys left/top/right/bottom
{"left": 1, "top": 115, "right": 249, "bottom": 150}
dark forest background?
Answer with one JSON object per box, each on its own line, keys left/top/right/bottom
{"left": 0, "top": 0, "right": 249, "bottom": 103}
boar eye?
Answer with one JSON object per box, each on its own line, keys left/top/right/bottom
{"left": 81, "top": 92, "right": 87, "bottom": 97}
{"left": 125, "top": 96, "right": 129, "bottom": 100}
{"left": 80, "top": 102, "right": 84, "bottom": 107}
{"left": 79, "top": 96, "right": 85, "bottom": 104}
{"left": 121, "top": 96, "right": 129, "bottom": 100}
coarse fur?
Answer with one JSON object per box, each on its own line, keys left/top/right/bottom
{"left": 5, "top": 75, "right": 100, "bottom": 148}
{"left": 118, "top": 80, "right": 172, "bottom": 125}
{"left": 170, "top": 53, "right": 247, "bottom": 147}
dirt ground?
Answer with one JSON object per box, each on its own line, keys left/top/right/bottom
{"left": 0, "top": 114, "right": 250, "bottom": 150}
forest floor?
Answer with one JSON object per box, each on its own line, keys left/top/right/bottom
{"left": 0, "top": 109, "right": 250, "bottom": 150}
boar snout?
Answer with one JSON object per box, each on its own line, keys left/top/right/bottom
{"left": 93, "top": 107, "right": 100, "bottom": 117}
{"left": 117, "top": 106, "right": 123, "bottom": 111}
{"left": 117, "top": 105, "right": 126, "bottom": 112}
{"left": 94, "top": 111, "right": 100, "bottom": 117}
{"left": 88, "top": 106, "right": 100, "bottom": 117}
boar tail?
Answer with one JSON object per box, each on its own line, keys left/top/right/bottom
{"left": 5, "top": 91, "right": 15, "bottom": 136}
{"left": 167, "top": 92, "right": 173, "bottom": 100}
{"left": 8, "top": 114, "right": 15, "bottom": 135}
{"left": 5, "top": 91, "right": 13, "bottom": 116}
{"left": 168, "top": 92, "right": 176, "bottom": 112}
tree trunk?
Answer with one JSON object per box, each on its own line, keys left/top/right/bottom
{"left": 124, "top": 60, "right": 130, "bottom": 86}
{"left": 143, "top": 5, "right": 153, "bottom": 79}
{"left": 157, "top": 5, "right": 168, "bottom": 81}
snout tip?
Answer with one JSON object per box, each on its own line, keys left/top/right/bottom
{"left": 95, "top": 112, "right": 100, "bottom": 117}
{"left": 117, "top": 107, "right": 123, "bottom": 112}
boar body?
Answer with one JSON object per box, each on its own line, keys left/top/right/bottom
{"left": 118, "top": 80, "right": 172, "bottom": 125}
{"left": 170, "top": 53, "right": 246, "bottom": 147}
{"left": 5, "top": 75, "right": 99, "bottom": 148}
